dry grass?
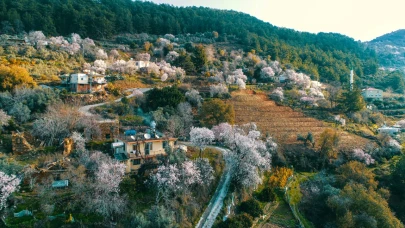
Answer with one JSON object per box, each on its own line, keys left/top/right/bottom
{"left": 230, "top": 90, "right": 370, "bottom": 150}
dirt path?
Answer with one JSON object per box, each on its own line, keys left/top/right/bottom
{"left": 78, "top": 88, "right": 151, "bottom": 118}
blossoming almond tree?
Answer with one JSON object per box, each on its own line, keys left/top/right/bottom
{"left": 151, "top": 158, "right": 214, "bottom": 204}
{"left": 0, "top": 171, "right": 20, "bottom": 210}
{"left": 190, "top": 127, "right": 215, "bottom": 157}
{"left": 212, "top": 123, "right": 275, "bottom": 189}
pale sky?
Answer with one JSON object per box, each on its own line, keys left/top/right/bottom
{"left": 151, "top": 0, "right": 405, "bottom": 41}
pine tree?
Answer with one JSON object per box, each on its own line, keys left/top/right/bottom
{"left": 192, "top": 44, "right": 207, "bottom": 72}
{"left": 338, "top": 87, "right": 365, "bottom": 112}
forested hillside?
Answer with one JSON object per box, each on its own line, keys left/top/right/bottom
{"left": 0, "top": 0, "right": 379, "bottom": 83}
{"left": 367, "top": 29, "right": 405, "bottom": 70}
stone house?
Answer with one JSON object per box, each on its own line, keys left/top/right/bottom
{"left": 113, "top": 135, "right": 177, "bottom": 173}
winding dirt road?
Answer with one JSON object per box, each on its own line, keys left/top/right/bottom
{"left": 78, "top": 88, "right": 151, "bottom": 118}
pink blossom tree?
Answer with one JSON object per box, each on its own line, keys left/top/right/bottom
{"left": 351, "top": 148, "right": 375, "bottom": 165}
{"left": 136, "top": 53, "right": 151, "bottom": 61}
{"left": 96, "top": 49, "right": 108, "bottom": 60}
{"left": 260, "top": 67, "right": 275, "bottom": 80}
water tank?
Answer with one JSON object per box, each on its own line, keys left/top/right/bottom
{"left": 124, "top": 130, "right": 136, "bottom": 136}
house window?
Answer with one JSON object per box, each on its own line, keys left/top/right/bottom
{"left": 132, "top": 144, "right": 137, "bottom": 151}
{"left": 145, "top": 142, "right": 153, "bottom": 155}
{"left": 16, "top": 138, "right": 22, "bottom": 144}
{"left": 162, "top": 141, "right": 168, "bottom": 149}
{"left": 132, "top": 159, "right": 141, "bottom": 165}
{"left": 105, "top": 134, "right": 111, "bottom": 139}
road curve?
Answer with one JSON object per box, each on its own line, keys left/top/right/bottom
{"left": 78, "top": 88, "right": 151, "bottom": 117}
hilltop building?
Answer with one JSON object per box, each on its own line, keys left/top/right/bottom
{"left": 61, "top": 73, "right": 107, "bottom": 93}
{"left": 361, "top": 88, "right": 383, "bottom": 101}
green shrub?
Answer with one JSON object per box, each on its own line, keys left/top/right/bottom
{"left": 256, "top": 187, "right": 276, "bottom": 202}
{"left": 216, "top": 213, "right": 253, "bottom": 228}
{"left": 119, "top": 115, "right": 143, "bottom": 126}
{"left": 237, "top": 199, "right": 263, "bottom": 218}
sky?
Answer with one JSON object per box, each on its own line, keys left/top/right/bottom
{"left": 151, "top": 0, "right": 405, "bottom": 42}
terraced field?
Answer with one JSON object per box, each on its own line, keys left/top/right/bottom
{"left": 230, "top": 90, "right": 370, "bottom": 150}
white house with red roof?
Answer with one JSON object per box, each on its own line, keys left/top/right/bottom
{"left": 361, "top": 87, "right": 383, "bottom": 101}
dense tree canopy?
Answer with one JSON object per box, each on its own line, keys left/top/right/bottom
{"left": 145, "top": 86, "right": 185, "bottom": 111}
{"left": 199, "top": 99, "right": 234, "bottom": 128}
{"left": 0, "top": 0, "right": 378, "bottom": 83}
{"left": 0, "top": 65, "right": 36, "bottom": 91}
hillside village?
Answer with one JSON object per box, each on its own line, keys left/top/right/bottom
{"left": 1, "top": 1, "right": 405, "bottom": 228}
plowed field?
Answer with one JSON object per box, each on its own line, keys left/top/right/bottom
{"left": 230, "top": 90, "right": 369, "bottom": 150}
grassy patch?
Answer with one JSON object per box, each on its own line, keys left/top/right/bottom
{"left": 267, "top": 190, "right": 297, "bottom": 227}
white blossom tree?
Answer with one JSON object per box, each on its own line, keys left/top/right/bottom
{"left": 70, "top": 33, "right": 82, "bottom": 44}
{"left": 270, "top": 87, "right": 284, "bottom": 102}
{"left": 185, "top": 89, "right": 202, "bottom": 107}
{"left": 0, "top": 171, "right": 20, "bottom": 210}
{"left": 151, "top": 164, "right": 181, "bottom": 203}
{"left": 92, "top": 60, "right": 107, "bottom": 74}
{"left": 351, "top": 148, "right": 375, "bottom": 165}
{"left": 151, "top": 158, "right": 214, "bottom": 204}
{"left": 0, "top": 109, "right": 11, "bottom": 127}
{"left": 136, "top": 53, "right": 151, "bottom": 61}
{"left": 260, "top": 67, "right": 275, "bottom": 80}
{"left": 96, "top": 49, "right": 108, "bottom": 60}
{"left": 109, "top": 49, "right": 120, "bottom": 60}
{"left": 268, "top": 61, "right": 282, "bottom": 74}
{"left": 209, "top": 83, "right": 228, "bottom": 98}
{"left": 212, "top": 123, "right": 274, "bottom": 189}
{"left": 27, "top": 31, "right": 46, "bottom": 48}
{"left": 71, "top": 131, "right": 86, "bottom": 153}
{"left": 190, "top": 127, "right": 215, "bottom": 157}
{"left": 77, "top": 151, "right": 127, "bottom": 218}
{"left": 161, "top": 73, "right": 168, "bottom": 82}
{"left": 165, "top": 51, "right": 179, "bottom": 63}
{"left": 236, "top": 78, "right": 246, "bottom": 89}
{"left": 109, "top": 60, "right": 127, "bottom": 73}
